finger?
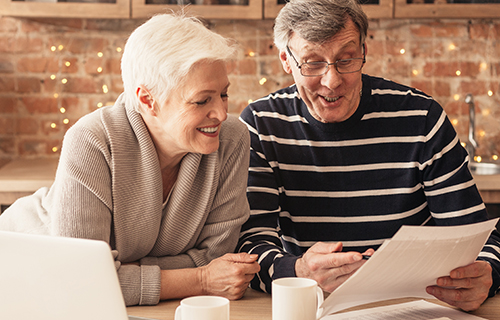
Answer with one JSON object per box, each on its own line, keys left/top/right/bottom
{"left": 361, "top": 248, "right": 375, "bottom": 256}
{"left": 426, "top": 286, "right": 484, "bottom": 311}
{"left": 223, "top": 252, "right": 259, "bottom": 263}
{"left": 325, "top": 251, "right": 363, "bottom": 268}
{"left": 450, "top": 261, "right": 491, "bottom": 279}
{"left": 309, "top": 241, "right": 343, "bottom": 254}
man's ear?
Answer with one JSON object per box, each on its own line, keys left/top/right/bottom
{"left": 136, "top": 86, "right": 156, "bottom": 115}
{"left": 279, "top": 50, "right": 293, "bottom": 74}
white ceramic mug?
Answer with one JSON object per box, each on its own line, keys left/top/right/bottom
{"left": 174, "top": 296, "right": 229, "bottom": 320}
{"left": 272, "top": 277, "right": 324, "bottom": 320}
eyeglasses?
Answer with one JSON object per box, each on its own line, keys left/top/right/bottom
{"left": 286, "top": 44, "right": 366, "bottom": 77}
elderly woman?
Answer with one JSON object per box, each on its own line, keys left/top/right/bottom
{"left": 0, "top": 14, "right": 259, "bottom": 306}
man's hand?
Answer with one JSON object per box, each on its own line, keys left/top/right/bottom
{"left": 426, "top": 260, "right": 492, "bottom": 311}
{"left": 200, "top": 253, "right": 260, "bottom": 300}
{"left": 295, "top": 242, "right": 374, "bottom": 292}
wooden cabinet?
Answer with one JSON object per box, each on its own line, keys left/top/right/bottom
{"left": 264, "top": 0, "right": 394, "bottom": 19}
{"left": 0, "top": 0, "right": 129, "bottom": 18}
{"left": 131, "top": 0, "right": 262, "bottom": 19}
{"left": 394, "top": 0, "right": 500, "bottom": 18}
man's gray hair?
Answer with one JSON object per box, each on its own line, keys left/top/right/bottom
{"left": 274, "top": 0, "right": 369, "bottom": 51}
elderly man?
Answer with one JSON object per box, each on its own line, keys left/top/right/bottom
{"left": 237, "top": 0, "right": 500, "bottom": 312}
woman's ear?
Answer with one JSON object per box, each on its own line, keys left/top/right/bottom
{"left": 136, "top": 86, "right": 156, "bottom": 115}
{"left": 279, "top": 50, "right": 293, "bottom": 74}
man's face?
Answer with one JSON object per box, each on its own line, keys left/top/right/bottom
{"left": 280, "top": 19, "right": 365, "bottom": 123}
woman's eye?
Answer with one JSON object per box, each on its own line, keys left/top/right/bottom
{"left": 195, "top": 98, "right": 210, "bottom": 106}
{"left": 221, "top": 93, "right": 229, "bottom": 100}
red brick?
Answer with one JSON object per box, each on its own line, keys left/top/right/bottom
{"left": 0, "top": 17, "right": 18, "bottom": 32}
{"left": 0, "top": 37, "right": 43, "bottom": 54}
{"left": 62, "top": 38, "right": 108, "bottom": 54}
{"left": 459, "top": 81, "right": 488, "bottom": 96}
{"left": 84, "top": 58, "right": 105, "bottom": 75}
{"left": 17, "top": 57, "right": 59, "bottom": 73}
{"left": 0, "top": 97, "right": 17, "bottom": 113}
{"left": 62, "top": 77, "right": 99, "bottom": 94}
{"left": 16, "top": 118, "right": 39, "bottom": 135}
{"left": 61, "top": 57, "right": 79, "bottom": 74}
{"left": 0, "top": 77, "right": 15, "bottom": 92}
{"left": 423, "top": 62, "right": 480, "bottom": 78}
{"left": 0, "top": 137, "right": 15, "bottom": 155}
{"left": 22, "top": 97, "right": 58, "bottom": 114}
{"left": 0, "top": 59, "right": 14, "bottom": 73}
{"left": 17, "top": 77, "right": 42, "bottom": 93}
{"left": 0, "top": 117, "right": 16, "bottom": 134}
{"left": 106, "top": 58, "right": 121, "bottom": 75}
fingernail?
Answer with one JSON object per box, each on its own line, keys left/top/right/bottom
{"left": 353, "top": 254, "right": 362, "bottom": 262}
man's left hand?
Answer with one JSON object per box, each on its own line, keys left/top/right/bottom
{"left": 426, "top": 260, "right": 492, "bottom": 311}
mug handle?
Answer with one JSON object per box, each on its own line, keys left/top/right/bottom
{"left": 316, "top": 287, "right": 324, "bottom": 320}
{"left": 174, "top": 305, "right": 182, "bottom": 320}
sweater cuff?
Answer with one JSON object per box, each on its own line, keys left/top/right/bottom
{"left": 118, "top": 262, "right": 161, "bottom": 306}
{"left": 272, "top": 254, "right": 299, "bottom": 280}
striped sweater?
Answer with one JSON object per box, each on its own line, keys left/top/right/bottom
{"left": 237, "top": 74, "right": 500, "bottom": 296}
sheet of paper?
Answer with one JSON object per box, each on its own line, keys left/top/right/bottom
{"left": 320, "top": 219, "right": 498, "bottom": 317}
{"left": 322, "top": 300, "right": 486, "bottom": 320}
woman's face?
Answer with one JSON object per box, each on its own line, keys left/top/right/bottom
{"left": 150, "top": 60, "right": 230, "bottom": 157}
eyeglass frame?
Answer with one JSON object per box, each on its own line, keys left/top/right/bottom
{"left": 286, "top": 44, "right": 366, "bottom": 77}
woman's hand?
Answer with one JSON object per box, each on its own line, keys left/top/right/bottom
{"left": 199, "top": 253, "right": 260, "bottom": 300}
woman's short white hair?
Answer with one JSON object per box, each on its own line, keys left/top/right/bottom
{"left": 121, "top": 13, "right": 236, "bottom": 112}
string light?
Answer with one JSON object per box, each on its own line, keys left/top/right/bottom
{"left": 248, "top": 99, "right": 253, "bottom": 104}
{"left": 97, "top": 102, "right": 104, "bottom": 108}
{"left": 116, "top": 47, "right": 122, "bottom": 53}
{"left": 63, "top": 119, "right": 69, "bottom": 125}
{"left": 65, "top": 61, "right": 71, "bottom": 67}
{"left": 399, "top": 48, "right": 405, "bottom": 55}
{"left": 97, "top": 52, "right": 104, "bottom": 57}
{"left": 480, "top": 62, "right": 488, "bottom": 71}
{"left": 453, "top": 94, "right": 460, "bottom": 101}
{"left": 52, "top": 147, "right": 58, "bottom": 153}
{"left": 259, "top": 78, "right": 267, "bottom": 85}
{"left": 58, "top": 45, "right": 64, "bottom": 51}
{"left": 53, "top": 93, "right": 59, "bottom": 98}
{"left": 50, "top": 123, "right": 57, "bottom": 129}
{"left": 479, "top": 130, "right": 486, "bottom": 137}
{"left": 97, "top": 67, "right": 103, "bottom": 73}
{"left": 102, "top": 85, "right": 109, "bottom": 94}
{"left": 50, "top": 74, "right": 56, "bottom": 80}
{"left": 248, "top": 51, "right": 255, "bottom": 57}
{"left": 493, "top": 155, "right": 499, "bottom": 161}
{"left": 474, "top": 156, "right": 482, "bottom": 163}
{"left": 455, "top": 70, "right": 461, "bottom": 76}
{"left": 448, "top": 43, "right": 456, "bottom": 51}
{"left": 488, "top": 90, "right": 493, "bottom": 96}
{"left": 60, "top": 107, "right": 66, "bottom": 114}
{"left": 50, "top": 46, "right": 57, "bottom": 52}
{"left": 451, "top": 119, "right": 459, "bottom": 126}
{"left": 61, "top": 78, "right": 68, "bottom": 84}
{"left": 412, "top": 69, "right": 419, "bottom": 76}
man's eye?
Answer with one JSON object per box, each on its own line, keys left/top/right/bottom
{"left": 304, "top": 62, "right": 326, "bottom": 70}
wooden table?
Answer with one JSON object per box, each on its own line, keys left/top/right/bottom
{"left": 127, "top": 288, "right": 500, "bottom": 320}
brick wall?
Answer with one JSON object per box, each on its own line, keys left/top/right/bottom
{"left": 0, "top": 17, "right": 499, "bottom": 162}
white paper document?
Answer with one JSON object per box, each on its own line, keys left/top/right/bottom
{"left": 320, "top": 219, "right": 498, "bottom": 317}
{"left": 322, "top": 300, "right": 486, "bottom": 320}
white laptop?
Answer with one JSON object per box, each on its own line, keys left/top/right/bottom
{"left": 0, "top": 230, "right": 154, "bottom": 320}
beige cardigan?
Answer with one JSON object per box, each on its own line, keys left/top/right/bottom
{"left": 0, "top": 94, "right": 251, "bottom": 306}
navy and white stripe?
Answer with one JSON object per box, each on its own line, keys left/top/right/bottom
{"left": 237, "top": 74, "right": 500, "bottom": 295}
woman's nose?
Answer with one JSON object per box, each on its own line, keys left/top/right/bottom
{"left": 209, "top": 98, "right": 228, "bottom": 122}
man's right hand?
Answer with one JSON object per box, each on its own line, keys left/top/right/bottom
{"left": 295, "top": 242, "right": 374, "bottom": 292}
